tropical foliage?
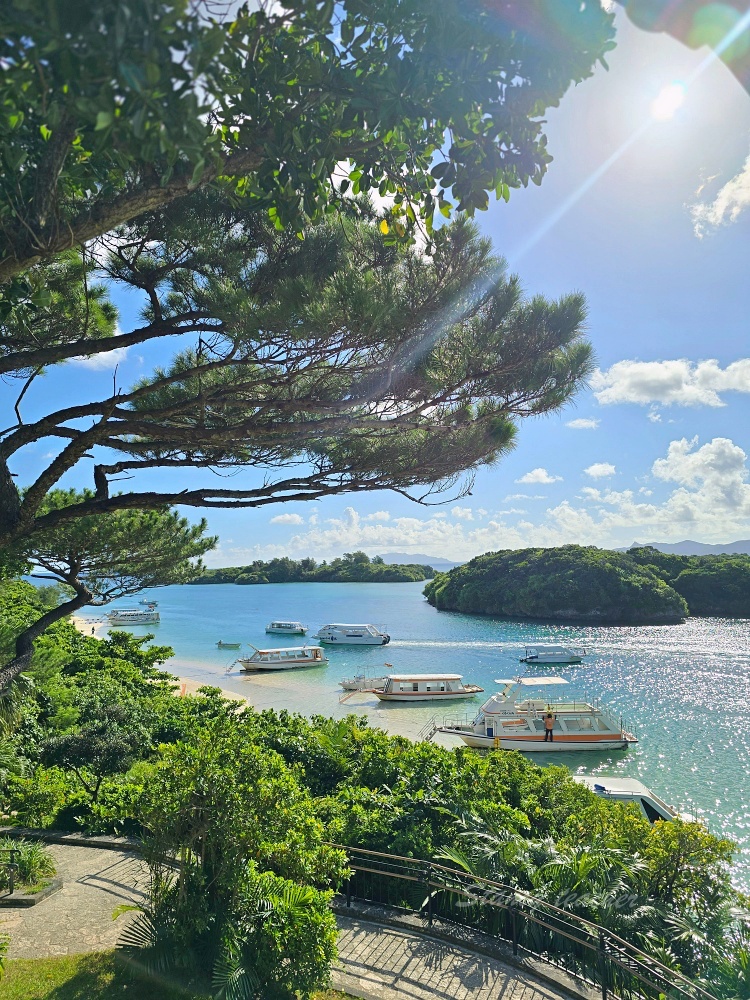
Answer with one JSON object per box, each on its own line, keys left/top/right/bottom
{"left": 0, "top": 493, "right": 215, "bottom": 689}
{"left": 424, "top": 545, "right": 689, "bottom": 622}
{"left": 0, "top": 836, "right": 56, "bottom": 891}
{"left": 0, "top": 0, "right": 615, "bottom": 284}
{"left": 1, "top": 580, "right": 748, "bottom": 997}
{"left": 628, "top": 546, "right": 750, "bottom": 617}
{"left": 191, "top": 552, "right": 434, "bottom": 586}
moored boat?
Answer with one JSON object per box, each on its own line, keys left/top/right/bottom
{"left": 573, "top": 775, "right": 676, "bottom": 822}
{"left": 373, "top": 673, "right": 484, "bottom": 702}
{"left": 216, "top": 641, "right": 241, "bottom": 649}
{"left": 339, "top": 674, "right": 388, "bottom": 691}
{"left": 519, "top": 645, "right": 586, "bottom": 664}
{"left": 139, "top": 598, "right": 159, "bottom": 606}
{"left": 237, "top": 645, "right": 328, "bottom": 671}
{"left": 439, "top": 676, "right": 636, "bottom": 752}
{"left": 314, "top": 623, "right": 390, "bottom": 645}
{"left": 106, "top": 608, "right": 160, "bottom": 625}
{"left": 265, "top": 621, "right": 308, "bottom": 635}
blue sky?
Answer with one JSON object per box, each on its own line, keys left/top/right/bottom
{"left": 6, "top": 11, "right": 750, "bottom": 565}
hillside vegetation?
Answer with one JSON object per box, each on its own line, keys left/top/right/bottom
{"left": 424, "top": 546, "right": 688, "bottom": 623}
{"left": 189, "top": 552, "right": 434, "bottom": 585}
{"left": 424, "top": 545, "right": 750, "bottom": 621}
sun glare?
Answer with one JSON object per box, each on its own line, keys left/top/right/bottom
{"left": 650, "top": 82, "right": 687, "bottom": 121}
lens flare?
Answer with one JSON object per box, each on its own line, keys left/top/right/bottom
{"left": 650, "top": 82, "right": 687, "bottom": 120}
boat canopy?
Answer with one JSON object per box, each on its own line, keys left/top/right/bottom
{"left": 494, "top": 676, "right": 569, "bottom": 686}
{"left": 387, "top": 673, "right": 462, "bottom": 682}
{"left": 253, "top": 646, "right": 315, "bottom": 654}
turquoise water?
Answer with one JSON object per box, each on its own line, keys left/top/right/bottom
{"left": 78, "top": 581, "right": 750, "bottom": 886}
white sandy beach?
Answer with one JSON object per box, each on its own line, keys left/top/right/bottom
{"left": 69, "top": 614, "right": 457, "bottom": 744}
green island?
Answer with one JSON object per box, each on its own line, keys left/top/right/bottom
{"left": 188, "top": 552, "right": 435, "bottom": 585}
{"left": 424, "top": 544, "right": 750, "bottom": 622}
{"left": 0, "top": 579, "right": 748, "bottom": 998}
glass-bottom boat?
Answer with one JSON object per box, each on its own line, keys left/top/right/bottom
{"left": 373, "top": 673, "right": 484, "bottom": 702}
{"left": 237, "top": 645, "right": 328, "bottom": 671}
{"left": 439, "top": 677, "right": 636, "bottom": 752}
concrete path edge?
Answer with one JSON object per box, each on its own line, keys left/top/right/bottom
{"left": 331, "top": 899, "right": 598, "bottom": 1000}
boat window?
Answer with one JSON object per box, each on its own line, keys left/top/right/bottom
{"left": 412, "top": 683, "right": 418, "bottom": 692}
{"left": 440, "top": 683, "right": 446, "bottom": 692}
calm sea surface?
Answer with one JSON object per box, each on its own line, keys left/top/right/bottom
{"left": 77, "top": 581, "right": 750, "bottom": 886}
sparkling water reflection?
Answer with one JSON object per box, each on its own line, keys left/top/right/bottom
{"left": 78, "top": 581, "right": 750, "bottom": 887}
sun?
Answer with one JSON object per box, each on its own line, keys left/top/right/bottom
{"left": 650, "top": 82, "right": 687, "bottom": 121}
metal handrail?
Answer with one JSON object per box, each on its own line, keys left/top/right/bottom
{"left": 0, "top": 848, "right": 20, "bottom": 894}
{"left": 332, "top": 844, "right": 718, "bottom": 1000}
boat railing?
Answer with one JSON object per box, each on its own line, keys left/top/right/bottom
{"left": 333, "top": 844, "right": 717, "bottom": 1000}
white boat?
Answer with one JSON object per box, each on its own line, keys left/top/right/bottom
{"left": 573, "top": 776, "right": 677, "bottom": 823}
{"left": 519, "top": 645, "right": 586, "bottom": 664}
{"left": 314, "top": 623, "right": 390, "bottom": 645}
{"left": 265, "top": 621, "right": 308, "bottom": 635}
{"left": 139, "top": 598, "right": 158, "bottom": 606}
{"left": 340, "top": 674, "right": 389, "bottom": 691}
{"left": 373, "top": 673, "right": 484, "bottom": 702}
{"left": 106, "top": 608, "right": 160, "bottom": 625}
{"left": 237, "top": 645, "right": 328, "bottom": 671}
{"left": 439, "top": 677, "right": 636, "bottom": 752}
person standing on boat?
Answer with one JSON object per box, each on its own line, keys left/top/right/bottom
{"left": 544, "top": 712, "right": 555, "bottom": 742}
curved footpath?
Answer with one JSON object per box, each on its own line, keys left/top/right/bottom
{"left": 0, "top": 843, "right": 580, "bottom": 1000}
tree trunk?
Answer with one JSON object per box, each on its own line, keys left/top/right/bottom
{"left": 0, "top": 587, "right": 91, "bottom": 691}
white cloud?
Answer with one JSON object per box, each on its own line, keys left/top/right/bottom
{"left": 647, "top": 408, "right": 662, "bottom": 423}
{"left": 592, "top": 359, "right": 750, "bottom": 408}
{"left": 691, "top": 150, "right": 750, "bottom": 237}
{"left": 71, "top": 345, "right": 130, "bottom": 369}
{"left": 365, "top": 511, "right": 391, "bottom": 522}
{"left": 451, "top": 506, "right": 474, "bottom": 521}
{"left": 584, "top": 462, "right": 616, "bottom": 479}
{"left": 202, "top": 437, "right": 750, "bottom": 565}
{"left": 566, "top": 417, "right": 600, "bottom": 430}
{"left": 504, "top": 494, "right": 546, "bottom": 501}
{"left": 269, "top": 513, "right": 304, "bottom": 525}
{"left": 515, "top": 468, "right": 562, "bottom": 484}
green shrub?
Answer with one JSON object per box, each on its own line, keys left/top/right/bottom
{"left": 0, "top": 836, "right": 56, "bottom": 889}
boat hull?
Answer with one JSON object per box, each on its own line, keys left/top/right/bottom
{"left": 441, "top": 729, "right": 633, "bottom": 751}
{"left": 239, "top": 659, "right": 327, "bottom": 671}
{"left": 316, "top": 636, "right": 389, "bottom": 645}
{"left": 520, "top": 656, "right": 582, "bottom": 664}
{"left": 374, "top": 689, "right": 482, "bottom": 702}
{"left": 265, "top": 628, "right": 307, "bottom": 635}
{"left": 107, "top": 613, "right": 159, "bottom": 625}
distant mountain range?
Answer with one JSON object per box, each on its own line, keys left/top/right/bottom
{"left": 378, "top": 552, "right": 462, "bottom": 570}
{"left": 626, "top": 540, "right": 750, "bottom": 556}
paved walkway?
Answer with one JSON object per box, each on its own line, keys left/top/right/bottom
{"left": 333, "top": 917, "right": 571, "bottom": 1000}
{"left": 0, "top": 844, "right": 574, "bottom": 1000}
{"left": 0, "top": 845, "right": 147, "bottom": 958}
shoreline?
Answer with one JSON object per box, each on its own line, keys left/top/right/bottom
{"left": 69, "top": 613, "right": 457, "bottom": 745}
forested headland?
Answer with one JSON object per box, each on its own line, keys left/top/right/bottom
{"left": 424, "top": 544, "right": 750, "bottom": 622}
{"left": 188, "top": 552, "right": 435, "bottom": 585}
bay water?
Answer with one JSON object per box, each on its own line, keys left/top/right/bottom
{"left": 77, "top": 581, "right": 750, "bottom": 886}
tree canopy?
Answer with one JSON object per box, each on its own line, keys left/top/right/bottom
{"left": 0, "top": 0, "right": 614, "bottom": 285}
{"left": 0, "top": 491, "right": 214, "bottom": 689}
{"left": 190, "top": 552, "right": 435, "bottom": 585}
{"left": 0, "top": 204, "right": 593, "bottom": 554}
{"left": 424, "top": 544, "right": 690, "bottom": 623}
